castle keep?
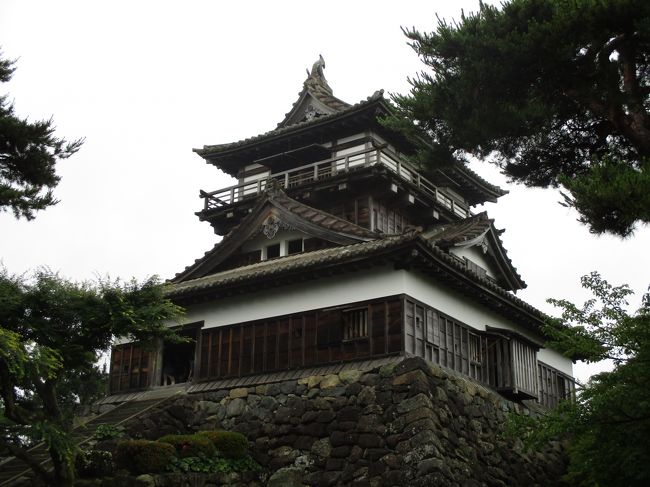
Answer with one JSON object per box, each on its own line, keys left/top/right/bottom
{"left": 109, "top": 58, "right": 574, "bottom": 409}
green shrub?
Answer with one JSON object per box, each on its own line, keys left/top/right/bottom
{"left": 169, "top": 454, "right": 261, "bottom": 474}
{"left": 93, "top": 423, "right": 124, "bottom": 441}
{"left": 158, "top": 434, "right": 216, "bottom": 458}
{"left": 198, "top": 430, "right": 249, "bottom": 459}
{"left": 75, "top": 449, "right": 114, "bottom": 478}
{"left": 114, "top": 439, "right": 176, "bottom": 474}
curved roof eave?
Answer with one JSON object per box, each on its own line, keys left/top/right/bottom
{"left": 193, "top": 91, "right": 388, "bottom": 160}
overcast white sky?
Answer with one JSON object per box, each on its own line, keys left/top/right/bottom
{"left": 1, "top": 1, "right": 648, "bottom": 382}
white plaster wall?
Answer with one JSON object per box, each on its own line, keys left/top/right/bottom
{"left": 182, "top": 265, "right": 404, "bottom": 328}
{"left": 537, "top": 348, "right": 572, "bottom": 374}
{"left": 242, "top": 171, "right": 269, "bottom": 184}
{"left": 243, "top": 163, "right": 264, "bottom": 171}
{"left": 113, "top": 335, "right": 130, "bottom": 346}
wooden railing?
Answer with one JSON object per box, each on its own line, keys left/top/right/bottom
{"left": 200, "top": 146, "right": 470, "bottom": 218}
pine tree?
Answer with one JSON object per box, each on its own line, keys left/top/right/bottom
{"left": 0, "top": 51, "right": 83, "bottom": 220}
{"left": 388, "top": 0, "right": 650, "bottom": 236}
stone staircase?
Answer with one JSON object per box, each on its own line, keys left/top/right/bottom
{"left": 0, "top": 389, "right": 184, "bottom": 486}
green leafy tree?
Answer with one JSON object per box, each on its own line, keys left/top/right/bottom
{"left": 0, "top": 268, "right": 184, "bottom": 487}
{"left": 0, "top": 51, "right": 83, "bottom": 219}
{"left": 509, "top": 273, "right": 650, "bottom": 486}
{"left": 388, "top": 0, "right": 650, "bottom": 236}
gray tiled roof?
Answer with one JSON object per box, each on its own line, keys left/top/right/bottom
{"left": 193, "top": 90, "right": 385, "bottom": 157}
{"left": 167, "top": 232, "right": 415, "bottom": 297}
{"left": 424, "top": 212, "right": 493, "bottom": 246}
{"left": 275, "top": 68, "right": 352, "bottom": 127}
{"left": 271, "top": 188, "right": 377, "bottom": 240}
{"left": 446, "top": 164, "right": 508, "bottom": 200}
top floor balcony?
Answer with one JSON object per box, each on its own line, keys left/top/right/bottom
{"left": 199, "top": 146, "right": 471, "bottom": 221}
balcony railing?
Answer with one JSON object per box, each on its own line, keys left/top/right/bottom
{"left": 200, "top": 146, "right": 470, "bottom": 219}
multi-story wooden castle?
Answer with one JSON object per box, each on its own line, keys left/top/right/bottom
{"left": 109, "top": 58, "right": 574, "bottom": 408}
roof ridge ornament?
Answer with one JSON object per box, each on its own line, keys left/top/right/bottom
{"left": 305, "top": 54, "right": 333, "bottom": 95}
{"left": 309, "top": 55, "right": 326, "bottom": 80}
{"left": 264, "top": 178, "right": 284, "bottom": 198}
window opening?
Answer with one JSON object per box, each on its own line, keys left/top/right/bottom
{"left": 288, "top": 238, "right": 303, "bottom": 255}
{"left": 161, "top": 329, "right": 196, "bottom": 385}
{"left": 343, "top": 308, "right": 368, "bottom": 340}
{"left": 469, "top": 333, "right": 481, "bottom": 363}
{"left": 266, "top": 243, "right": 280, "bottom": 259}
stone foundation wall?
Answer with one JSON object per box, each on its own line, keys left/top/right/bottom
{"left": 123, "top": 357, "right": 567, "bottom": 487}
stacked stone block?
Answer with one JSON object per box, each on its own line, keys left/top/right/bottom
{"left": 122, "top": 357, "right": 566, "bottom": 487}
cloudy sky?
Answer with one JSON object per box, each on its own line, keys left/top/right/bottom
{"left": 1, "top": 1, "right": 648, "bottom": 381}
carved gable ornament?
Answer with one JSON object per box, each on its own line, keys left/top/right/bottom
{"left": 480, "top": 237, "right": 489, "bottom": 254}
{"left": 262, "top": 215, "right": 280, "bottom": 239}
{"left": 261, "top": 214, "right": 292, "bottom": 239}
{"left": 303, "top": 104, "right": 324, "bottom": 122}
{"left": 453, "top": 230, "right": 490, "bottom": 254}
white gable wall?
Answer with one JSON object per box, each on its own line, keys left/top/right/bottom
{"left": 449, "top": 246, "right": 499, "bottom": 279}
{"left": 241, "top": 229, "right": 308, "bottom": 257}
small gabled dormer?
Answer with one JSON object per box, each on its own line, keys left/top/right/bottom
{"left": 424, "top": 212, "right": 526, "bottom": 292}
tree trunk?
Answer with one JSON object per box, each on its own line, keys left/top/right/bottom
{"left": 50, "top": 446, "right": 75, "bottom": 487}
{"left": 39, "top": 380, "right": 76, "bottom": 487}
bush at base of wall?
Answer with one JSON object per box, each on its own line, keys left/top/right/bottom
{"left": 158, "top": 434, "right": 217, "bottom": 458}
{"left": 113, "top": 440, "right": 176, "bottom": 474}
{"left": 198, "top": 430, "right": 249, "bottom": 459}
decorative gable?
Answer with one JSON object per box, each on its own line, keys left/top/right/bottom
{"left": 423, "top": 212, "right": 526, "bottom": 291}
{"left": 172, "top": 181, "right": 377, "bottom": 283}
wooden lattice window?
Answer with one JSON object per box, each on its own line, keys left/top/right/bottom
{"left": 343, "top": 308, "right": 368, "bottom": 340}
{"left": 469, "top": 333, "right": 482, "bottom": 364}
{"left": 485, "top": 327, "right": 539, "bottom": 400}
{"left": 538, "top": 361, "right": 576, "bottom": 408}
{"left": 109, "top": 343, "right": 152, "bottom": 393}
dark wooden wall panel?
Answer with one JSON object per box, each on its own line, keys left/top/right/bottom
{"left": 304, "top": 313, "right": 317, "bottom": 366}
{"left": 196, "top": 296, "right": 403, "bottom": 382}
{"left": 387, "top": 299, "right": 403, "bottom": 353}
